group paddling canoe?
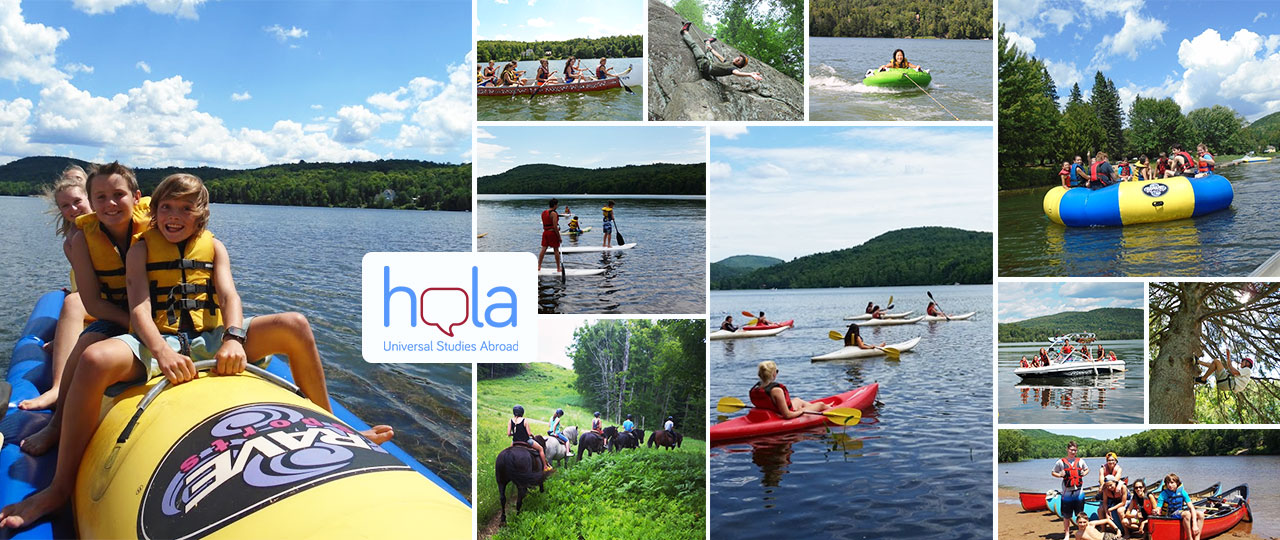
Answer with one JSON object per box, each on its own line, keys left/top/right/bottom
{"left": 478, "top": 65, "right": 633, "bottom": 97}
{"left": 710, "top": 383, "right": 878, "bottom": 442}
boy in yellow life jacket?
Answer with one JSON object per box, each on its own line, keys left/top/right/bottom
{"left": 602, "top": 200, "right": 616, "bottom": 248}
{"left": 0, "top": 173, "right": 394, "bottom": 530}
{"left": 18, "top": 162, "right": 153, "bottom": 457}
{"left": 567, "top": 215, "right": 582, "bottom": 234}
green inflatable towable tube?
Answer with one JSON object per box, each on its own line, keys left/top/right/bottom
{"left": 863, "top": 67, "right": 931, "bottom": 88}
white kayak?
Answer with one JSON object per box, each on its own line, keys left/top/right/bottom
{"left": 853, "top": 315, "right": 925, "bottom": 327}
{"left": 709, "top": 326, "right": 790, "bottom": 341}
{"left": 558, "top": 243, "right": 637, "bottom": 254}
{"left": 538, "top": 268, "right": 606, "bottom": 277}
{"left": 844, "top": 311, "right": 914, "bottom": 321}
{"left": 811, "top": 336, "right": 922, "bottom": 361}
{"left": 1014, "top": 359, "right": 1126, "bottom": 378}
{"left": 922, "top": 311, "right": 976, "bottom": 322}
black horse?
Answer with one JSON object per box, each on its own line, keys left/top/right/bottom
{"left": 578, "top": 429, "right": 609, "bottom": 461}
{"left": 613, "top": 428, "right": 646, "bottom": 451}
{"left": 494, "top": 444, "right": 546, "bottom": 524}
{"left": 648, "top": 429, "right": 683, "bottom": 449}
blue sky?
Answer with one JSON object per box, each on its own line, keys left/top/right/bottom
{"left": 1001, "top": 0, "right": 1280, "bottom": 121}
{"left": 708, "top": 126, "right": 993, "bottom": 261}
{"left": 477, "top": 0, "right": 644, "bottom": 42}
{"left": 475, "top": 125, "right": 705, "bottom": 176}
{"left": 1, "top": 0, "right": 472, "bottom": 167}
{"left": 998, "top": 282, "right": 1143, "bottom": 322}
{"left": 1046, "top": 428, "right": 1145, "bottom": 440}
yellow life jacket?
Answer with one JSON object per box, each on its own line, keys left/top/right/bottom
{"left": 602, "top": 206, "right": 613, "bottom": 221}
{"left": 141, "top": 227, "right": 221, "bottom": 333}
{"left": 75, "top": 197, "right": 152, "bottom": 310}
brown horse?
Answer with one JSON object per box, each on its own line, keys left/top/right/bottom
{"left": 648, "top": 429, "right": 682, "bottom": 449}
{"left": 494, "top": 444, "right": 546, "bottom": 524}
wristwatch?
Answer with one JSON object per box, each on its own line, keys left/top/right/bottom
{"left": 225, "top": 326, "right": 247, "bottom": 343}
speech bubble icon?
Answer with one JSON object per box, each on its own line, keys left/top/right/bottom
{"left": 418, "top": 287, "right": 470, "bottom": 337}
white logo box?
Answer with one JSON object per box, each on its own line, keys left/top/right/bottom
{"left": 361, "top": 252, "right": 536, "bottom": 362}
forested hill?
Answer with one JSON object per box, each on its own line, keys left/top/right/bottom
{"left": 811, "top": 0, "right": 993, "bottom": 39}
{"left": 999, "top": 429, "right": 1280, "bottom": 462}
{"left": 997, "top": 308, "right": 1142, "bottom": 342}
{"left": 477, "top": 36, "right": 643, "bottom": 61}
{"left": 477, "top": 163, "right": 706, "bottom": 195}
{"left": 710, "top": 227, "right": 992, "bottom": 290}
{"left": 0, "top": 156, "right": 471, "bottom": 211}
{"left": 710, "top": 255, "right": 784, "bottom": 285}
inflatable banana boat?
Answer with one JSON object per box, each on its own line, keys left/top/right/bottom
{"left": 1042, "top": 175, "right": 1233, "bottom": 227}
{"left": 3, "top": 290, "right": 470, "bottom": 539}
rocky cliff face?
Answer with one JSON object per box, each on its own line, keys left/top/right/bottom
{"left": 647, "top": 0, "right": 804, "bottom": 121}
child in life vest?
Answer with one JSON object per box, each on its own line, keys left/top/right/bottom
{"left": 0, "top": 173, "right": 394, "bottom": 530}
{"left": 1194, "top": 143, "right": 1215, "bottom": 178}
{"left": 1154, "top": 473, "right": 1205, "bottom": 540}
{"left": 602, "top": 200, "right": 616, "bottom": 248}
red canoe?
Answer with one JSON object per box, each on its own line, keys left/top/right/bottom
{"left": 1148, "top": 484, "right": 1249, "bottom": 540}
{"left": 477, "top": 77, "right": 622, "bottom": 96}
{"left": 743, "top": 319, "right": 794, "bottom": 331}
{"left": 1019, "top": 491, "right": 1050, "bottom": 512}
{"left": 710, "top": 383, "right": 878, "bottom": 442}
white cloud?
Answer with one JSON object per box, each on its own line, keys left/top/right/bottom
{"left": 997, "top": 0, "right": 1047, "bottom": 37}
{"left": 0, "top": 97, "right": 48, "bottom": 161}
{"left": 0, "top": 0, "right": 70, "bottom": 85}
{"left": 709, "top": 125, "right": 748, "bottom": 139}
{"left": 310, "top": 104, "right": 323, "bottom": 110}
{"left": 368, "top": 88, "right": 410, "bottom": 111}
{"left": 1044, "top": 59, "right": 1082, "bottom": 93}
{"left": 63, "top": 62, "right": 93, "bottom": 75}
{"left": 136, "top": 61, "right": 151, "bottom": 73}
{"left": 72, "top": 0, "right": 207, "bottom": 19}
{"left": 707, "top": 161, "right": 731, "bottom": 180}
{"left": 230, "top": 91, "right": 251, "bottom": 101}
{"left": 494, "top": 0, "right": 507, "bottom": 3}
{"left": 335, "top": 105, "right": 382, "bottom": 143}
{"left": 264, "top": 24, "right": 308, "bottom": 43}
{"left": 1043, "top": 8, "right": 1076, "bottom": 32}
{"left": 528, "top": 0, "right": 536, "bottom": 5}
{"left": 1255, "top": 12, "right": 1268, "bottom": 23}
{"left": 1004, "top": 31, "right": 1036, "bottom": 55}
{"left": 391, "top": 53, "right": 474, "bottom": 155}
{"left": 527, "top": 17, "right": 551, "bottom": 28}
{"left": 1094, "top": 11, "right": 1166, "bottom": 65}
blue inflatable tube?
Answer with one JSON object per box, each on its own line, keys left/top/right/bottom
{"left": 1043, "top": 175, "right": 1233, "bottom": 227}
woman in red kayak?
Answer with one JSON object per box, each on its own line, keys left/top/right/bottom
{"left": 750, "top": 361, "right": 830, "bottom": 419}
{"left": 755, "top": 311, "right": 772, "bottom": 326}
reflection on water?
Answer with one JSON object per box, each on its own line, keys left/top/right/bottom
{"left": 998, "top": 341, "right": 1143, "bottom": 424}
{"left": 1015, "top": 374, "right": 1125, "bottom": 413}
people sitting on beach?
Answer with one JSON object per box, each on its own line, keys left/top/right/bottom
{"left": 750, "top": 360, "right": 831, "bottom": 419}
{"left": 1194, "top": 349, "right": 1253, "bottom": 392}
{"left": 536, "top": 59, "right": 562, "bottom": 86}
{"left": 1072, "top": 512, "right": 1123, "bottom": 540}
{"left": 678, "top": 22, "right": 763, "bottom": 82}
{"left": 1195, "top": 143, "right": 1215, "bottom": 178}
{"left": 1121, "top": 480, "right": 1155, "bottom": 537}
{"left": 1098, "top": 474, "right": 1129, "bottom": 531}
{"left": 1154, "top": 473, "right": 1205, "bottom": 540}
{"left": 878, "top": 48, "right": 923, "bottom": 71}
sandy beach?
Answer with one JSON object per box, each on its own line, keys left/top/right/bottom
{"left": 998, "top": 488, "right": 1273, "bottom": 540}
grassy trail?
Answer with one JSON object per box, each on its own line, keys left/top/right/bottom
{"left": 477, "top": 363, "right": 705, "bottom": 540}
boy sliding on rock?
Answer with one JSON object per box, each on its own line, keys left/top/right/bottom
{"left": 679, "top": 22, "right": 762, "bottom": 82}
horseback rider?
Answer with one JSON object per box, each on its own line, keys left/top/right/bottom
{"left": 509, "top": 405, "right": 551, "bottom": 472}
{"left": 549, "top": 408, "right": 574, "bottom": 457}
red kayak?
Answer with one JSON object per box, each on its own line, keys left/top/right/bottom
{"left": 1148, "top": 484, "right": 1249, "bottom": 540}
{"left": 710, "top": 383, "right": 878, "bottom": 442}
{"left": 743, "top": 319, "right": 794, "bottom": 331}
{"left": 1019, "top": 491, "right": 1050, "bottom": 512}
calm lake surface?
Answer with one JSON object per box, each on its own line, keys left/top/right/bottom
{"left": 809, "top": 37, "right": 993, "bottom": 121}
{"left": 710, "top": 285, "right": 993, "bottom": 540}
{"left": 0, "top": 196, "right": 473, "bottom": 497}
{"left": 1000, "top": 455, "right": 1280, "bottom": 536}
{"left": 997, "top": 340, "right": 1144, "bottom": 424}
{"left": 999, "top": 160, "right": 1280, "bottom": 276}
{"left": 476, "top": 195, "right": 706, "bottom": 314}
{"left": 477, "top": 57, "right": 643, "bottom": 121}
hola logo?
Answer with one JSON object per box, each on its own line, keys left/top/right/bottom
{"left": 361, "top": 252, "right": 536, "bottom": 362}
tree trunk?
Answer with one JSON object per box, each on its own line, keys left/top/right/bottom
{"left": 618, "top": 324, "right": 631, "bottom": 415}
{"left": 1151, "top": 284, "right": 1208, "bottom": 423}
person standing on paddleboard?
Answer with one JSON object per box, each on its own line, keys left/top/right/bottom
{"left": 678, "top": 22, "right": 763, "bottom": 82}
{"left": 601, "top": 200, "right": 616, "bottom": 248}
{"left": 537, "top": 198, "right": 563, "bottom": 273}
{"left": 878, "top": 48, "right": 923, "bottom": 71}
{"left": 1053, "top": 440, "right": 1090, "bottom": 540}
{"left": 750, "top": 361, "right": 831, "bottom": 419}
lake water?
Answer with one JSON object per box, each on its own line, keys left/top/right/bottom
{"left": 476, "top": 195, "right": 706, "bottom": 314}
{"left": 477, "top": 57, "right": 643, "bottom": 121}
{"left": 999, "top": 160, "right": 1280, "bottom": 276}
{"left": 710, "top": 284, "right": 993, "bottom": 540}
{"left": 0, "top": 196, "right": 473, "bottom": 497}
{"left": 1000, "top": 455, "right": 1280, "bottom": 536}
{"left": 809, "top": 37, "right": 993, "bottom": 121}
{"left": 997, "top": 340, "right": 1145, "bottom": 424}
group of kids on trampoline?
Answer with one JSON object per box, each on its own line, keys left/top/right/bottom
{"left": 0, "top": 163, "right": 392, "bottom": 529}
{"left": 1058, "top": 143, "right": 1217, "bottom": 190}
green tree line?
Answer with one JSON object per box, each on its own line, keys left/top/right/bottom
{"left": 999, "top": 26, "right": 1274, "bottom": 189}
{"left": 675, "top": 0, "right": 804, "bottom": 82}
{"left": 711, "top": 227, "right": 992, "bottom": 290}
{"left": 571, "top": 319, "right": 706, "bottom": 435}
{"left": 811, "top": 0, "right": 992, "bottom": 39}
{"left": 478, "top": 36, "right": 643, "bottom": 62}
{"left": 998, "top": 308, "right": 1143, "bottom": 342}
{"left": 999, "top": 429, "right": 1280, "bottom": 463}
{"left": 0, "top": 156, "right": 471, "bottom": 211}
{"left": 477, "top": 163, "right": 705, "bottom": 195}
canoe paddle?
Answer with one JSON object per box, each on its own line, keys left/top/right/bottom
{"left": 927, "top": 291, "right": 950, "bottom": 321}
{"left": 825, "top": 331, "right": 901, "bottom": 359}
{"left": 715, "top": 397, "right": 863, "bottom": 426}
{"left": 617, "top": 63, "right": 634, "bottom": 94}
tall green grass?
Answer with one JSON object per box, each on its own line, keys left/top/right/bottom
{"left": 477, "top": 363, "right": 705, "bottom": 539}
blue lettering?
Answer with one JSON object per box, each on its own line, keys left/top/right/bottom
{"left": 471, "top": 266, "right": 484, "bottom": 328}
{"left": 485, "top": 286, "right": 517, "bottom": 327}
{"left": 383, "top": 266, "right": 416, "bottom": 327}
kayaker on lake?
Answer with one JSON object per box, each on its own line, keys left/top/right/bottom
{"left": 1154, "top": 473, "right": 1205, "bottom": 540}
{"left": 679, "top": 22, "right": 763, "bottom": 82}
{"left": 865, "top": 302, "right": 875, "bottom": 314}
{"left": 878, "top": 49, "right": 922, "bottom": 71}
{"left": 1052, "top": 440, "right": 1090, "bottom": 540}
{"left": 602, "top": 200, "right": 616, "bottom": 248}
{"left": 1086, "top": 152, "right": 1115, "bottom": 189}
{"left": 1072, "top": 512, "right": 1123, "bottom": 540}
{"left": 549, "top": 408, "right": 573, "bottom": 457}
{"left": 843, "top": 324, "right": 885, "bottom": 349}
{"left": 510, "top": 405, "right": 551, "bottom": 472}
{"left": 536, "top": 59, "right": 562, "bottom": 86}
{"left": 926, "top": 301, "right": 948, "bottom": 318}
{"left": 870, "top": 305, "right": 885, "bottom": 319}
{"left": 566, "top": 215, "right": 582, "bottom": 234}
{"left": 720, "top": 315, "right": 738, "bottom": 332}
{"left": 536, "top": 198, "right": 563, "bottom": 273}
{"left": 750, "top": 360, "right": 831, "bottom": 418}
{"left": 1194, "top": 349, "right": 1252, "bottom": 392}
{"left": 1194, "top": 143, "right": 1215, "bottom": 178}
{"left": 755, "top": 311, "right": 772, "bottom": 326}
